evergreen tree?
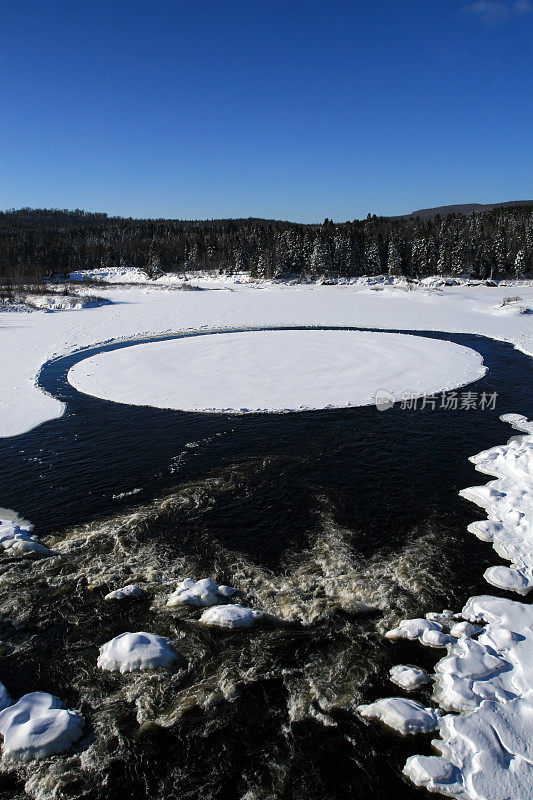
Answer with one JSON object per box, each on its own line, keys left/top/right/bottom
{"left": 436, "top": 242, "right": 447, "bottom": 275}
{"left": 309, "top": 235, "right": 332, "bottom": 278}
{"left": 386, "top": 239, "right": 401, "bottom": 276}
{"left": 365, "top": 239, "right": 381, "bottom": 275}
{"left": 514, "top": 248, "right": 526, "bottom": 279}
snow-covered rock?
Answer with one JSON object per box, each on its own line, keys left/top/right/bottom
{"left": 0, "top": 692, "right": 84, "bottom": 761}
{"left": 483, "top": 564, "right": 533, "bottom": 595}
{"left": 199, "top": 604, "right": 263, "bottom": 629}
{"left": 361, "top": 417, "right": 533, "bottom": 799}
{"left": 460, "top": 427, "right": 533, "bottom": 595}
{"left": 426, "top": 610, "right": 455, "bottom": 626}
{"left": 389, "top": 665, "right": 430, "bottom": 691}
{"left": 419, "top": 629, "right": 457, "bottom": 648}
{"left": 385, "top": 618, "right": 442, "bottom": 641}
{"left": 0, "top": 518, "right": 49, "bottom": 555}
{"left": 403, "top": 755, "right": 463, "bottom": 796}
{"left": 358, "top": 698, "right": 441, "bottom": 734}
{"left": 97, "top": 632, "right": 176, "bottom": 673}
{"left": 449, "top": 621, "right": 482, "bottom": 638}
{"left": 166, "top": 578, "right": 237, "bottom": 608}
{"left": 104, "top": 584, "right": 143, "bottom": 601}
{"left": 405, "top": 695, "right": 533, "bottom": 799}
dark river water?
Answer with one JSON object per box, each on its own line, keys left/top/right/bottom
{"left": 0, "top": 327, "right": 531, "bottom": 800}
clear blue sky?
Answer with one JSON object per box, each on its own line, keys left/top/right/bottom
{"left": 2, "top": 0, "right": 532, "bottom": 222}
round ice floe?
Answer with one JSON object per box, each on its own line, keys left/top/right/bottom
{"left": 104, "top": 584, "right": 143, "bottom": 601}
{"left": 358, "top": 698, "right": 441, "bottom": 734}
{"left": 67, "top": 329, "right": 485, "bottom": 414}
{"left": 199, "top": 604, "right": 262, "bottom": 629}
{"left": 97, "top": 632, "right": 176, "bottom": 673}
{"left": 389, "top": 665, "right": 430, "bottom": 691}
{"left": 167, "top": 578, "right": 237, "bottom": 608}
{"left": 0, "top": 692, "right": 84, "bottom": 761}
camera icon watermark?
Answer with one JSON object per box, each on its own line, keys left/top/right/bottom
{"left": 375, "top": 389, "right": 395, "bottom": 411}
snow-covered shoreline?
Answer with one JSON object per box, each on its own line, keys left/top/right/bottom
{"left": 1, "top": 275, "right": 532, "bottom": 438}
{"left": 358, "top": 415, "right": 533, "bottom": 799}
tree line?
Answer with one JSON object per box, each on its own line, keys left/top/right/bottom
{"left": 1, "top": 205, "right": 532, "bottom": 284}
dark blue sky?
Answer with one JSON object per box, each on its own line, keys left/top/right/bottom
{"left": 2, "top": 0, "right": 532, "bottom": 221}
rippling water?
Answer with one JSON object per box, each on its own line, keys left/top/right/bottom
{"left": 0, "top": 328, "right": 531, "bottom": 799}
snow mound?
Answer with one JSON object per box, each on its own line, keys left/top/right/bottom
{"left": 97, "top": 632, "right": 176, "bottom": 673}
{"left": 0, "top": 518, "right": 49, "bottom": 555}
{"left": 460, "top": 425, "right": 533, "bottom": 594}
{"left": 420, "top": 629, "right": 457, "bottom": 648}
{"left": 67, "top": 329, "right": 485, "bottom": 414}
{"left": 0, "top": 692, "right": 84, "bottom": 761}
{"left": 386, "top": 618, "right": 443, "bottom": 640}
{"left": 199, "top": 604, "right": 263, "bottom": 629}
{"left": 484, "top": 564, "right": 533, "bottom": 595}
{"left": 389, "top": 665, "right": 430, "bottom": 691}
{"left": 403, "top": 755, "right": 463, "bottom": 796}
{"left": 167, "top": 578, "right": 237, "bottom": 608}
{"left": 104, "top": 584, "right": 143, "bottom": 601}
{"left": 358, "top": 698, "right": 441, "bottom": 734}
{"left": 405, "top": 695, "right": 533, "bottom": 799}
{"left": 449, "top": 621, "right": 482, "bottom": 638}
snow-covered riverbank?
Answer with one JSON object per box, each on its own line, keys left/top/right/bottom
{"left": 1, "top": 277, "right": 532, "bottom": 437}
{"left": 359, "top": 415, "right": 533, "bottom": 799}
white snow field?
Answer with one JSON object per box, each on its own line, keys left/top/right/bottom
{"left": 0, "top": 692, "right": 84, "bottom": 761}
{"left": 67, "top": 329, "right": 486, "bottom": 414}
{"left": 359, "top": 416, "right": 533, "bottom": 800}
{"left": 1, "top": 277, "right": 533, "bottom": 436}
{"left": 97, "top": 632, "right": 176, "bottom": 673}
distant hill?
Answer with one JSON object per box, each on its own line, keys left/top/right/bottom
{"left": 397, "top": 200, "right": 533, "bottom": 220}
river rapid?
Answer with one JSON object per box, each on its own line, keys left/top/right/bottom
{"left": 0, "top": 327, "right": 531, "bottom": 800}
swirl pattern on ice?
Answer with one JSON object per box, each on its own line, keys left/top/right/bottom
{"left": 67, "top": 329, "right": 485, "bottom": 413}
